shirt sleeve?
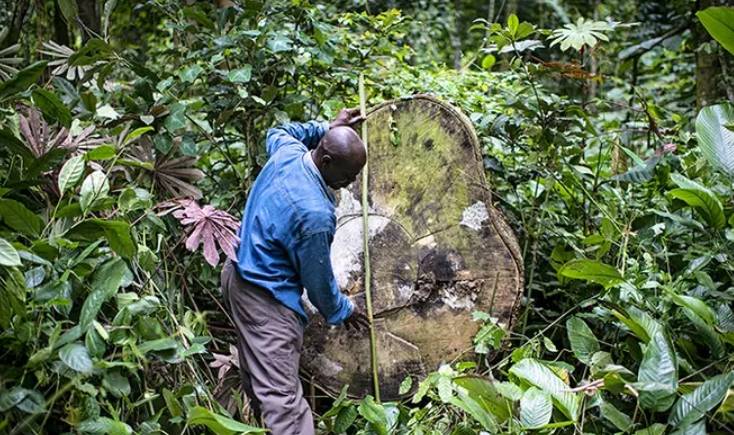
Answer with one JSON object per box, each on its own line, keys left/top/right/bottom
{"left": 291, "top": 231, "right": 353, "bottom": 325}
{"left": 266, "top": 120, "right": 330, "bottom": 157}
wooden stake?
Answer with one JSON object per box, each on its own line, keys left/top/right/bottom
{"left": 359, "top": 73, "right": 380, "bottom": 403}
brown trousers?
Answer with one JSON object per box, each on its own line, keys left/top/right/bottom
{"left": 221, "top": 261, "right": 315, "bottom": 435}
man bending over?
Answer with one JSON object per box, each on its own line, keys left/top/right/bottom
{"left": 221, "top": 108, "right": 369, "bottom": 434}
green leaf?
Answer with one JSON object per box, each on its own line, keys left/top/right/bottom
{"left": 695, "top": 103, "right": 734, "bottom": 177}
{"left": 612, "top": 156, "right": 660, "bottom": 183}
{"left": 79, "top": 417, "right": 132, "bottom": 435}
{"left": 78, "top": 258, "right": 128, "bottom": 329}
{"left": 520, "top": 387, "right": 552, "bottom": 429}
{"left": 669, "top": 372, "right": 733, "bottom": 428}
{"left": 334, "top": 405, "right": 358, "bottom": 433}
{"left": 138, "top": 338, "right": 178, "bottom": 354}
{"left": 80, "top": 170, "right": 110, "bottom": 211}
{"left": 670, "top": 294, "right": 716, "bottom": 325}
{"left": 635, "top": 423, "right": 667, "bottom": 435}
{"left": 164, "top": 103, "right": 186, "bottom": 132}
{"left": 102, "top": 370, "right": 131, "bottom": 398}
{"left": 601, "top": 400, "right": 633, "bottom": 432}
{"left": 124, "top": 126, "right": 154, "bottom": 144}
{"left": 58, "top": 155, "right": 85, "bottom": 194}
{"left": 558, "top": 259, "right": 624, "bottom": 288}
{"left": 449, "top": 392, "right": 499, "bottom": 432}
{"left": 0, "top": 198, "right": 43, "bottom": 237}
{"left": 227, "top": 66, "right": 253, "bottom": 83}
{"left": 509, "top": 359, "right": 580, "bottom": 420}
{"left": 32, "top": 88, "right": 72, "bottom": 127}
{"left": 69, "top": 219, "right": 136, "bottom": 259}
{"left": 507, "top": 14, "right": 519, "bottom": 35}
{"left": 58, "top": 342, "right": 93, "bottom": 373}
{"left": 670, "top": 419, "right": 706, "bottom": 435}
{"left": 453, "top": 376, "right": 512, "bottom": 422}
{"left": 566, "top": 316, "right": 600, "bottom": 364}
{"left": 697, "top": 7, "right": 734, "bottom": 56}
{"left": 399, "top": 376, "right": 413, "bottom": 395}
{"left": 358, "top": 395, "right": 388, "bottom": 435}
{"left": 668, "top": 173, "right": 725, "bottom": 228}
{"left": 481, "top": 54, "right": 496, "bottom": 69}
{"left": 0, "top": 237, "right": 21, "bottom": 267}
{"left": 637, "top": 331, "right": 678, "bottom": 412}
{"left": 85, "top": 145, "right": 117, "bottom": 161}
{"left": 0, "top": 61, "right": 47, "bottom": 101}
{"left": 179, "top": 65, "right": 203, "bottom": 83}
{"left": 58, "top": 0, "right": 79, "bottom": 24}
{"left": 187, "top": 406, "right": 266, "bottom": 435}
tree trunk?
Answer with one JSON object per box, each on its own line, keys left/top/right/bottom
{"left": 451, "top": 0, "right": 462, "bottom": 69}
{"left": 301, "top": 96, "right": 523, "bottom": 400}
{"left": 695, "top": 0, "right": 734, "bottom": 109}
{"left": 54, "top": 1, "right": 70, "bottom": 46}
{"left": 77, "top": 0, "right": 100, "bottom": 41}
{"left": 1, "top": 0, "right": 31, "bottom": 49}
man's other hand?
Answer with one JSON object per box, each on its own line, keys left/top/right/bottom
{"left": 344, "top": 304, "right": 370, "bottom": 332}
{"left": 330, "top": 108, "right": 364, "bottom": 130}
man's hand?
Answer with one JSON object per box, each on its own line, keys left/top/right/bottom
{"left": 330, "top": 108, "right": 364, "bottom": 130}
{"left": 344, "top": 303, "right": 370, "bottom": 332}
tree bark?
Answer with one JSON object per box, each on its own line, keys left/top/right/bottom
{"left": 301, "top": 96, "right": 523, "bottom": 400}
{"left": 451, "top": 0, "right": 462, "bottom": 69}
{"left": 1, "top": 0, "right": 31, "bottom": 49}
{"left": 695, "top": 0, "right": 734, "bottom": 109}
{"left": 77, "top": 0, "right": 100, "bottom": 41}
{"left": 54, "top": 1, "right": 70, "bottom": 46}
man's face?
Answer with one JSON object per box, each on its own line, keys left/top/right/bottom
{"left": 322, "top": 158, "right": 363, "bottom": 189}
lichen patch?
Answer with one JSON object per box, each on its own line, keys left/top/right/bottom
{"left": 460, "top": 201, "right": 489, "bottom": 231}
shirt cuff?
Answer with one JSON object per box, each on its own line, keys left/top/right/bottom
{"left": 326, "top": 295, "right": 353, "bottom": 326}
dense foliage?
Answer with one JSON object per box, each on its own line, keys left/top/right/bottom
{"left": 1, "top": 0, "right": 734, "bottom": 434}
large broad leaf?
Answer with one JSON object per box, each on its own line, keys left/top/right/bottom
{"left": 566, "top": 316, "right": 600, "bottom": 364}
{"left": 0, "top": 237, "right": 21, "bottom": 267}
{"left": 58, "top": 155, "right": 85, "bottom": 194}
{"left": 509, "top": 358, "right": 580, "bottom": 420}
{"left": 0, "top": 387, "right": 45, "bottom": 414}
{"left": 449, "top": 391, "right": 500, "bottom": 432}
{"left": 0, "top": 199, "right": 43, "bottom": 237}
{"left": 58, "top": 342, "right": 93, "bottom": 373}
{"left": 695, "top": 103, "right": 734, "bottom": 177}
{"left": 187, "top": 406, "right": 266, "bottom": 435}
{"left": 558, "top": 259, "right": 624, "bottom": 289}
{"left": 453, "top": 375, "right": 513, "bottom": 422}
{"left": 32, "top": 88, "right": 72, "bottom": 128}
{"left": 78, "top": 258, "right": 128, "bottom": 329}
{"left": 520, "top": 387, "right": 552, "bottom": 429}
{"left": 697, "top": 7, "right": 734, "bottom": 56}
{"left": 78, "top": 417, "right": 133, "bottom": 435}
{"left": 69, "top": 219, "right": 136, "bottom": 259}
{"left": 668, "top": 372, "right": 734, "bottom": 428}
{"left": 358, "top": 395, "right": 389, "bottom": 435}
{"left": 0, "top": 61, "right": 47, "bottom": 101}
{"left": 637, "top": 331, "right": 678, "bottom": 412}
{"left": 80, "top": 170, "right": 109, "bottom": 211}
{"left": 601, "top": 400, "right": 633, "bottom": 432}
{"left": 668, "top": 173, "right": 725, "bottom": 229}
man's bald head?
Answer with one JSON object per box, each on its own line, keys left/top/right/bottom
{"left": 312, "top": 126, "right": 366, "bottom": 189}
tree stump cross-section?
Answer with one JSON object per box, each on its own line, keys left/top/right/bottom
{"left": 301, "top": 95, "right": 524, "bottom": 400}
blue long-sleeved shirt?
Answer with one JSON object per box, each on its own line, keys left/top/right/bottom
{"left": 235, "top": 120, "right": 353, "bottom": 326}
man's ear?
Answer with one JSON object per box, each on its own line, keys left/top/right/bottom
{"left": 321, "top": 154, "right": 332, "bottom": 167}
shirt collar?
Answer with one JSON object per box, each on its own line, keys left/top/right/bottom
{"left": 304, "top": 151, "right": 335, "bottom": 204}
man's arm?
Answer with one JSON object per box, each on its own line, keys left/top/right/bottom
{"left": 265, "top": 120, "right": 329, "bottom": 158}
{"left": 291, "top": 230, "right": 353, "bottom": 325}
{"left": 265, "top": 109, "right": 364, "bottom": 158}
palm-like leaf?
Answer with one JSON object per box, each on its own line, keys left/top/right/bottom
{"left": 163, "top": 199, "right": 240, "bottom": 267}
{"left": 0, "top": 44, "right": 23, "bottom": 81}
{"left": 695, "top": 103, "right": 734, "bottom": 178}
{"left": 17, "top": 106, "right": 109, "bottom": 157}
{"left": 127, "top": 138, "right": 205, "bottom": 199}
{"left": 39, "top": 41, "right": 89, "bottom": 81}
{"left": 549, "top": 18, "right": 614, "bottom": 51}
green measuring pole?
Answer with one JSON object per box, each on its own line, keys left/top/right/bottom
{"left": 359, "top": 73, "right": 380, "bottom": 402}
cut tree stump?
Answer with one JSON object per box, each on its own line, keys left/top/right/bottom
{"left": 301, "top": 95, "right": 523, "bottom": 400}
